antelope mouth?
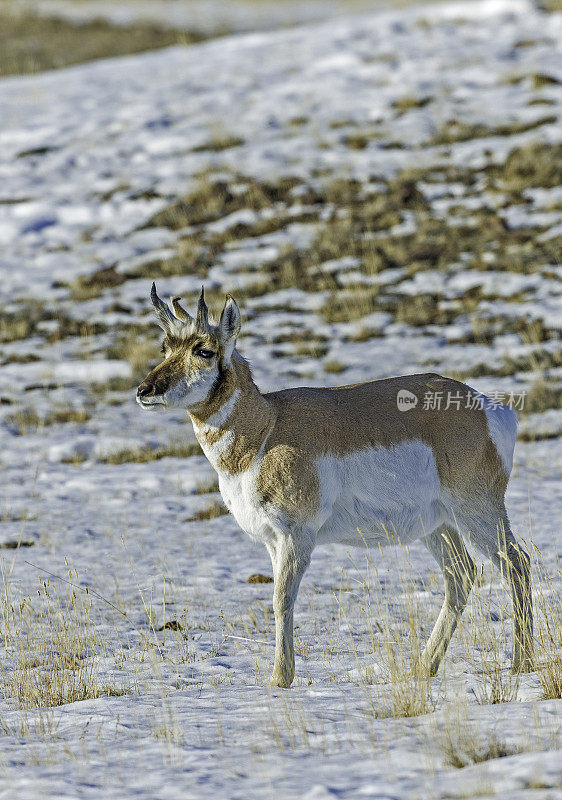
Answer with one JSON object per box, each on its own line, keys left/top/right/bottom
{"left": 136, "top": 394, "right": 166, "bottom": 409}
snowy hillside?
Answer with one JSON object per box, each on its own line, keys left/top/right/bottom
{"left": 0, "top": 0, "right": 561, "bottom": 797}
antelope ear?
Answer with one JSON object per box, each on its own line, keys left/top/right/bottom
{"left": 218, "top": 294, "right": 241, "bottom": 360}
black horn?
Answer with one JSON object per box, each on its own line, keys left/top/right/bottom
{"left": 195, "top": 285, "right": 209, "bottom": 330}
{"left": 150, "top": 282, "right": 184, "bottom": 334}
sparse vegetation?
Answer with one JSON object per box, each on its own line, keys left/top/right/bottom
{"left": 0, "top": 10, "right": 202, "bottom": 78}
{"left": 1, "top": 3, "right": 561, "bottom": 793}
{"left": 99, "top": 440, "right": 202, "bottom": 464}
{"left": 442, "top": 723, "right": 522, "bottom": 768}
{"left": 393, "top": 94, "right": 431, "bottom": 112}
{"left": 247, "top": 574, "right": 274, "bottom": 584}
{"left": 191, "top": 133, "right": 245, "bottom": 153}
{"left": 428, "top": 116, "right": 557, "bottom": 146}
{"left": 533, "top": 551, "right": 562, "bottom": 700}
{"left": 105, "top": 331, "right": 160, "bottom": 382}
{"left": 293, "top": 340, "right": 330, "bottom": 359}
{"left": 46, "top": 136, "right": 560, "bottom": 374}
{"left": 344, "top": 131, "right": 383, "bottom": 150}
{"left": 0, "top": 539, "right": 35, "bottom": 549}
{"left": 144, "top": 173, "right": 303, "bottom": 231}
{"left": 1, "top": 572, "right": 124, "bottom": 708}
{"left": 323, "top": 359, "right": 347, "bottom": 374}
{"left": 69, "top": 265, "right": 128, "bottom": 301}
{"left": 6, "top": 406, "right": 92, "bottom": 434}
{"left": 0, "top": 302, "right": 108, "bottom": 344}
{"left": 538, "top": 0, "right": 562, "bottom": 10}
{"left": 332, "top": 548, "right": 437, "bottom": 720}
{"left": 195, "top": 478, "right": 220, "bottom": 494}
{"left": 487, "top": 142, "right": 562, "bottom": 192}
{"left": 522, "top": 378, "right": 562, "bottom": 414}
{"left": 321, "top": 288, "right": 380, "bottom": 323}
{"left": 185, "top": 500, "right": 229, "bottom": 521}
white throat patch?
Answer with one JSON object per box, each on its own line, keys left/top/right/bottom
{"left": 164, "top": 368, "right": 218, "bottom": 409}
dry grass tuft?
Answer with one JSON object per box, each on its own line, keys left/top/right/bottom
{"left": 0, "top": 10, "right": 201, "bottom": 78}
{"left": 247, "top": 574, "right": 274, "bottom": 584}
{"left": 195, "top": 478, "right": 220, "bottom": 494}
{"left": 100, "top": 440, "right": 202, "bottom": 464}
{"left": 6, "top": 406, "right": 92, "bottom": 434}
{"left": 0, "top": 540, "right": 35, "bottom": 550}
{"left": 323, "top": 359, "right": 347, "bottom": 374}
{"left": 522, "top": 378, "right": 562, "bottom": 415}
{"left": 393, "top": 94, "right": 432, "bottom": 112}
{"left": 532, "top": 549, "right": 562, "bottom": 700}
{"left": 145, "top": 173, "right": 301, "bottom": 231}
{"left": 191, "top": 133, "right": 245, "bottom": 153}
{"left": 463, "top": 574, "right": 522, "bottom": 705}
{"left": 394, "top": 293, "right": 457, "bottom": 327}
{"left": 69, "top": 266, "right": 128, "bottom": 301}
{"left": 428, "top": 116, "right": 557, "bottom": 146}
{"left": 336, "top": 544, "right": 437, "bottom": 720}
{"left": 106, "top": 331, "right": 160, "bottom": 382}
{"left": 1, "top": 571, "right": 123, "bottom": 708}
{"left": 488, "top": 141, "right": 562, "bottom": 191}
{"left": 321, "top": 288, "right": 380, "bottom": 323}
{"left": 442, "top": 722, "right": 522, "bottom": 768}
{"left": 185, "top": 500, "right": 229, "bottom": 521}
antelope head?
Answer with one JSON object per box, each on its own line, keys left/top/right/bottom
{"left": 136, "top": 283, "right": 241, "bottom": 411}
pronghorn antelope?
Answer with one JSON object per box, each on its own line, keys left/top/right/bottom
{"left": 137, "top": 284, "right": 533, "bottom": 688}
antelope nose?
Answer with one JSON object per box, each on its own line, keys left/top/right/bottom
{"left": 137, "top": 382, "right": 154, "bottom": 398}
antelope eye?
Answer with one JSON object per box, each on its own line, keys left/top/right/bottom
{"left": 196, "top": 348, "right": 215, "bottom": 359}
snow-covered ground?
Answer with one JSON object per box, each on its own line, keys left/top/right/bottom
{"left": 0, "top": 0, "right": 561, "bottom": 797}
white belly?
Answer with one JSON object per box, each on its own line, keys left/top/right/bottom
{"left": 314, "top": 440, "right": 444, "bottom": 546}
{"left": 215, "top": 439, "right": 444, "bottom": 549}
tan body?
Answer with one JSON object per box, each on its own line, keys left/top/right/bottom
{"left": 138, "top": 285, "right": 534, "bottom": 688}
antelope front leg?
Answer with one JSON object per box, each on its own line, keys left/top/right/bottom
{"left": 267, "top": 531, "right": 313, "bottom": 688}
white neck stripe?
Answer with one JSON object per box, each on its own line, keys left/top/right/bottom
{"left": 195, "top": 388, "right": 241, "bottom": 435}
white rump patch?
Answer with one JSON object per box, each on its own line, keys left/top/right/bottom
{"left": 482, "top": 396, "right": 517, "bottom": 473}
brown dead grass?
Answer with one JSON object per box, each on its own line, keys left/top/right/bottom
{"left": 428, "top": 116, "right": 557, "bottom": 146}
{"left": 6, "top": 406, "right": 92, "bottom": 433}
{"left": 442, "top": 725, "right": 522, "bottom": 769}
{"left": 487, "top": 142, "right": 562, "bottom": 192}
{"left": 100, "top": 440, "right": 202, "bottom": 464}
{"left": 144, "top": 174, "right": 302, "bottom": 231}
{"left": 185, "top": 500, "right": 229, "bottom": 521}
{"left": 0, "top": 10, "right": 201, "bottom": 78}
{"left": 523, "top": 378, "right": 562, "bottom": 414}
{"left": 247, "top": 574, "right": 274, "bottom": 584}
